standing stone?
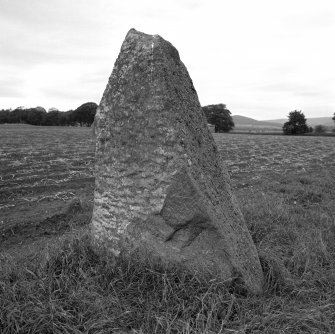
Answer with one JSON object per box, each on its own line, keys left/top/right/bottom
{"left": 92, "top": 29, "right": 264, "bottom": 294}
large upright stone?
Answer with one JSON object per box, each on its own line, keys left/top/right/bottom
{"left": 92, "top": 29, "right": 264, "bottom": 294}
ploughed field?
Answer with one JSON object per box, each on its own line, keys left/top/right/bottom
{"left": 1, "top": 124, "right": 335, "bottom": 250}
{"left": 215, "top": 133, "right": 335, "bottom": 176}
{"left": 0, "top": 124, "right": 95, "bottom": 250}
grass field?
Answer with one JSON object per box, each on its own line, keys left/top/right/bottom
{"left": 1, "top": 124, "right": 335, "bottom": 333}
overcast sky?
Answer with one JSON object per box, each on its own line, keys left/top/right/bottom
{"left": 0, "top": 0, "right": 334, "bottom": 120}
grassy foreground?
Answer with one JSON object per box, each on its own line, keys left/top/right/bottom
{"left": 1, "top": 169, "right": 335, "bottom": 333}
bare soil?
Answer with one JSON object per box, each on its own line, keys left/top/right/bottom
{"left": 0, "top": 124, "right": 95, "bottom": 252}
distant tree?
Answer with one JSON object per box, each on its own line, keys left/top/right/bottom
{"left": 58, "top": 111, "right": 69, "bottom": 126}
{"left": 0, "top": 109, "right": 11, "bottom": 123}
{"left": 202, "top": 104, "right": 234, "bottom": 133}
{"left": 283, "top": 110, "right": 309, "bottom": 135}
{"left": 48, "top": 107, "right": 59, "bottom": 113}
{"left": 10, "top": 107, "right": 28, "bottom": 124}
{"left": 26, "top": 107, "right": 46, "bottom": 125}
{"left": 72, "top": 102, "right": 98, "bottom": 126}
{"left": 43, "top": 109, "right": 61, "bottom": 126}
{"left": 314, "top": 125, "right": 326, "bottom": 135}
{"left": 332, "top": 112, "right": 335, "bottom": 122}
{"left": 67, "top": 110, "right": 76, "bottom": 126}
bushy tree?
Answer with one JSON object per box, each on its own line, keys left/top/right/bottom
{"left": 44, "top": 109, "right": 61, "bottom": 126}
{"left": 10, "top": 107, "right": 27, "bottom": 123}
{"left": 332, "top": 112, "right": 335, "bottom": 122}
{"left": 202, "top": 104, "right": 234, "bottom": 133}
{"left": 72, "top": 102, "right": 98, "bottom": 126}
{"left": 314, "top": 125, "right": 326, "bottom": 135}
{"left": 0, "top": 109, "right": 11, "bottom": 123}
{"left": 26, "top": 107, "right": 47, "bottom": 125}
{"left": 283, "top": 110, "right": 309, "bottom": 135}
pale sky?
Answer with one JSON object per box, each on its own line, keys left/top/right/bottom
{"left": 0, "top": 0, "right": 334, "bottom": 120}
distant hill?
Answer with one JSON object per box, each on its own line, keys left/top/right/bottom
{"left": 232, "top": 115, "right": 282, "bottom": 129}
{"left": 232, "top": 115, "right": 335, "bottom": 130}
{"left": 266, "top": 117, "right": 334, "bottom": 127}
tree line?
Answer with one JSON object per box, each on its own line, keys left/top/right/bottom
{"left": 1, "top": 102, "right": 334, "bottom": 136}
{"left": 0, "top": 101, "right": 235, "bottom": 132}
{"left": 0, "top": 102, "right": 98, "bottom": 126}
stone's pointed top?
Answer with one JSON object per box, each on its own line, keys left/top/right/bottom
{"left": 126, "top": 28, "right": 162, "bottom": 38}
{"left": 125, "top": 28, "right": 159, "bottom": 41}
{"left": 122, "top": 28, "right": 180, "bottom": 62}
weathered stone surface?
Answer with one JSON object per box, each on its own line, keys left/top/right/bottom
{"left": 91, "top": 28, "right": 264, "bottom": 294}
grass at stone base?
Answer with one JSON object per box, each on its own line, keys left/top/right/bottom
{"left": 1, "top": 169, "right": 335, "bottom": 333}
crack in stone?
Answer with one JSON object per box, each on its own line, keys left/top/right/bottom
{"left": 164, "top": 219, "right": 210, "bottom": 249}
